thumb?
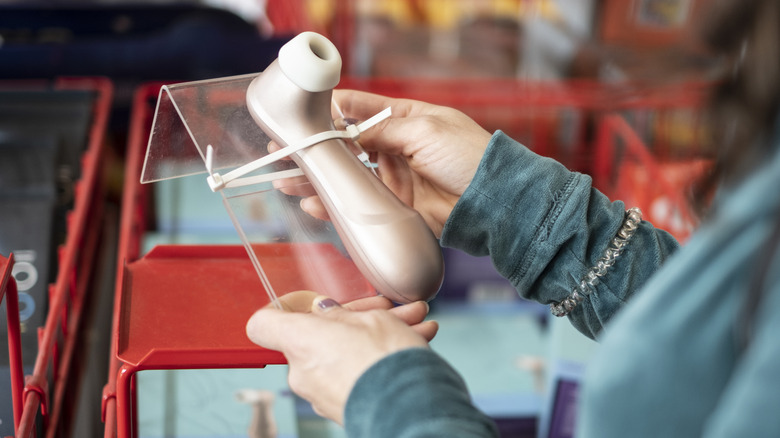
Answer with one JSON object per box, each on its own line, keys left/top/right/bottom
{"left": 246, "top": 308, "right": 312, "bottom": 352}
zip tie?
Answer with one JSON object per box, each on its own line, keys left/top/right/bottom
{"left": 207, "top": 107, "right": 391, "bottom": 191}
{"left": 335, "top": 97, "right": 379, "bottom": 174}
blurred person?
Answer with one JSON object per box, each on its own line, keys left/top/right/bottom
{"left": 246, "top": 0, "right": 780, "bottom": 436}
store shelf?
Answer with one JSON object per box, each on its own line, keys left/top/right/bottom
{"left": 0, "top": 77, "right": 113, "bottom": 437}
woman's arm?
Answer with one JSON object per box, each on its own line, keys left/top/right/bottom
{"left": 441, "top": 132, "right": 681, "bottom": 338}
{"left": 346, "top": 349, "right": 499, "bottom": 438}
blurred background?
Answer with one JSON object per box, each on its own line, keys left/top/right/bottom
{"left": 0, "top": 1, "right": 717, "bottom": 437}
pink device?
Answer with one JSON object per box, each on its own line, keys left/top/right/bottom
{"left": 245, "top": 32, "right": 444, "bottom": 303}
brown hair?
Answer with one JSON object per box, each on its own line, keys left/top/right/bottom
{"left": 695, "top": 0, "right": 780, "bottom": 213}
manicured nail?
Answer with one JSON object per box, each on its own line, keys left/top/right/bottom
{"left": 317, "top": 298, "right": 341, "bottom": 311}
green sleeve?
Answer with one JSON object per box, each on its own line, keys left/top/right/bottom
{"left": 441, "top": 131, "right": 680, "bottom": 338}
{"left": 344, "top": 348, "right": 499, "bottom": 438}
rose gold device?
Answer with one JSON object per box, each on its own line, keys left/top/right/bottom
{"left": 245, "top": 32, "right": 444, "bottom": 303}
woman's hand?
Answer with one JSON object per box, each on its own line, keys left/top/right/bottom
{"left": 274, "top": 90, "right": 492, "bottom": 237}
{"left": 246, "top": 291, "right": 439, "bottom": 424}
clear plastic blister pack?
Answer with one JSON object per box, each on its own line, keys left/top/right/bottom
{"left": 142, "top": 73, "right": 375, "bottom": 308}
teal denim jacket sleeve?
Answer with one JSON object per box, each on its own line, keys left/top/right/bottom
{"left": 344, "top": 348, "right": 500, "bottom": 438}
{"left": 440, "top": 131, "right": 680, "bottom": 338}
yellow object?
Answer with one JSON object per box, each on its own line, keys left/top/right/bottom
{"left": 352, "top": 0, "right": 535, "bottom": 28}
{"left": 305, "top": 0, "right": 336, "bottom": 29}
{"left": 421, "top": 0, "right": 462, "bottom": 29}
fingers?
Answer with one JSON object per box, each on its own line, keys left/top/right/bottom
{"left": 300, "top": 196, "right": 330, "bottom": 221}
{"left": 246, "top": 307, "right": 315, "bottom": 352}
{"left": 272, "top": 177, "right": 315, "bottom": 196}
{"left": 341, "top": 295, "right": 394, "bottom": 311}
{"left": 247, "top": 294, "right": 348, "bottom": 352}
{"left": 332, "top": 90, "right": 397, "bottom": 120}
{"left": 334, "top": 297, "right": 437, "bottom": 342}
{"left": 412, "top": 320, "right": 439, "bottom": 342}
{"left": 331, "top": 90, "right": 433, "bottom": 156}
{"left": 267, "top": 141, "right": 283, "bottom": 154}
{"left": 249, "top": 293, "right": 435, "bottom": 352}
{"left": 247, "top": 292, "right": 339, "bottom": 353}
{"left": 388, "top": 301, "right": 437, "bottom": 341}
{"left": 310, "top": 296, "right": 433, "bottom": 329}
{"left": 271, "top": 292, "right": 393, "bottom": 314}
{"left": 333, "top": 89, "right": 423, "bottom": 120}
{"left": 388, "top": 301, "right": 431, "bottom": 325}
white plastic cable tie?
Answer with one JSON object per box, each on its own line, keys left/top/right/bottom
{"left": 345, "top": 123, "right": 361, "bottom": 140}
{"left": 332, "top": 98, "right": 347, "bottom": 120}
{"left": 338, "top": 104, "right": 390, "bottom": 173}
{"left": 338, "top": 121, "right": 374, "bottom": 171}
{"left": 206, "top": 107, "right": 392, "bottom": 191}
{"left": 205, "top": 145, "right": 228, "bottom": 189}
{"left": 355, "top": 107, "right": 392, "bottom": 135}
{"left": 354, "top": 146, "right": 377, "bottom": 173}
{"left": 206, "top": 144, "right": 215, "bottom": 174}
{"left": 356, "top": 150, "right": 371, "bottom": 163}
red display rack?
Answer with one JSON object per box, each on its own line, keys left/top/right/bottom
{"left": 1, "top": 77, "right": 113, "bottom": 437}
{"left": 591, "top": 79, "right": 712, "bottom": 243}
{"left": 339, "top": 77, "right": 712, "bottom": 172}
{"left": 593, "top": 114, "right": 710, "bottom": 242}
{"left": 1, "top": 254, "right": 24, "bottom": 437}
{"left": 101, "top": 83, "right": 156, "bottom": 438}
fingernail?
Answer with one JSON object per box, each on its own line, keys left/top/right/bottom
{"left": 317, "top": 298, "right": 341, "bottom": 311}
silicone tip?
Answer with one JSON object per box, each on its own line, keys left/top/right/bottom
{"left": 278, "top": 32, "right": 342, "bottom": 93}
